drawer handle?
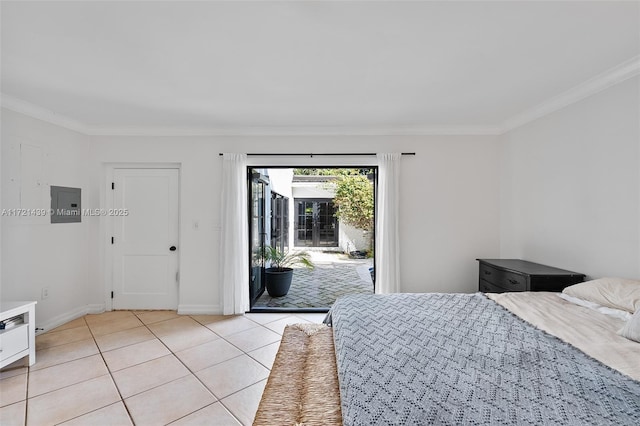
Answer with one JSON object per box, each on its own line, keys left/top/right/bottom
{"left": 508, "top": 279, "right": 519, "bottom": 285}
{"left": 484, "top": 271, "right": 491, "bottom": 275}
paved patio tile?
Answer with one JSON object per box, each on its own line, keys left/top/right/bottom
{"left": 253, "top": 251, "right": 373, "bottom": 309}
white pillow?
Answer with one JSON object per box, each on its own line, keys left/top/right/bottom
{"left": 619, "top": 309, "right": 640, "bottom": 343}
{"left": 562, "top": 277, "right": 640, "bottom": 313}
{"left": 557, "top": 293, "right": 631, "bottom": 321}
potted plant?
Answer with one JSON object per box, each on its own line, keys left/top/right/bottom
{"left": 262, "top": 246, "right": 314, "bottom": 297}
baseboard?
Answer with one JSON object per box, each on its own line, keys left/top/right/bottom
{"left": 36, "top": 305, "right": 90, "bottom": 335}
{"left": 177, "top": 304, "right": 221, "bottom": 315}
{"left": 86, "top": 304, "right": 106, "bottom": 314}
{"left": 36, "top": 303, "right": 219, "bottom": 334}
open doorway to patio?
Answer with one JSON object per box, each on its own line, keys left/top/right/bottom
{"left": 249, "top": 167, "right": 376, "bottom": 312}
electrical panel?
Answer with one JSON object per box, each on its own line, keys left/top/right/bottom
{"left": 50, "top": 186, "right": 81, "bottom": 223}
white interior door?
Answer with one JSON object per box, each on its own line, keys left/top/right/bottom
{"left": 112, "top": 168, "right": 179, "bottom": 310}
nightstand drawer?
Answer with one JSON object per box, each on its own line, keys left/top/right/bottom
{"left": 479, "top": 279, "right": 505, "bottom": 293}
{"left": 479, "top": 264, "right": 527, "bottom": 291}
{"left": 0, "top": 324, "right": 29, "bottom": 362}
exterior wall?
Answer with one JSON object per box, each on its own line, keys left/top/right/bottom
{"left": 339, "top": 221, "right": 372, "bottom": 253}
{"left": 293, "top": 179, "right": 350, "bottom": 250}
{"left": 266, "top": 169, "right": 293, "bottom": 198}
{"left": 291, "top": 182, "right": 334, "bottom": 199}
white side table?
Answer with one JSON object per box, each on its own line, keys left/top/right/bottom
{"left": 0, "top": 301, "right": 37, "bottom": 368}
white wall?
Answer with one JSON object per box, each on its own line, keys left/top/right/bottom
{"left": 1, "top": 109, "right": 501, "bottom": 325}
{"left": 1, "top": 108, "right": 93, "bottom": 330}
{"left": 4, "top": 75, "right": 638, "bottom": 325}
{"left": 339, "top": 222, "right": 372, "bottom": 253}
{"left": 86, "top": 137, "right": 222, "bottom": 314}
{"left": 500, "top": 76, "right": 640, "bottom": 280}
{"left": 266, "top": 168, "right": 293, "bottom": 198}
{"left": 399, "top": 138, "right": 501, "bottom": 292}
{"left": 292, "top": 182, "right": 335, "bottom": 199}
{"left": 87, "top": 135, "right": 501, "bottom": 310}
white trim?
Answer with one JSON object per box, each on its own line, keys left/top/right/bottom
{"left": 3, "top": 57, "right": 639, "bottom": 136}
{"left": 85, "top": 124, "right": 502, "bottom": 136}
{"left": 502, "top": 56, "right": 640, "bottom": 133}
{"left": 0, "top": 96, "right": 499, "bottom": 135}
{"left": 246, "top": 155, "right": 378, "bottom": 168}
{"left": 86, "top": 304, "right": 106, "bottom": 314}
{"left": 1, "top": 94, "right": 90, "bottom": 134}
{"left": 35, "top": 305, "right": 93, "bottom": 336}
{"left": 178, "top": 304, "right": 221, "bottom": 315}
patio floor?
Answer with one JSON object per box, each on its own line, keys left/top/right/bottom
{"left": 253, "top": 250, "right": 373, "bottom": 309}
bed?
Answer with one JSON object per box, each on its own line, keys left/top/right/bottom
{"left": 254, "top": 278, "right": 640, "bottom": 425}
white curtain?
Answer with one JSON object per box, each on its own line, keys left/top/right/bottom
{"left": 220, "top": 153, "right": 250, "bottom": 314}
{"left": 375, "top": 153, "right": 401, "bottom": 294}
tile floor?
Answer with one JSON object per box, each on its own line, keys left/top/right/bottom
{"left": 0, "top": 310, "right": 327, "bottom": 426}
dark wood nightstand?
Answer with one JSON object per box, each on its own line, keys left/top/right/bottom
{"left": 476, "top": 259, "right": 585, "bottom": 293}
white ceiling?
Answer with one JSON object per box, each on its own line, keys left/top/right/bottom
{"left": 1, "top": 1, "right": 639, "bottom": 135}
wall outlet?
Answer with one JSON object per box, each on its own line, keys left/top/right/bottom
{"left": 41, "top": 287, "right": 49, "bottom": 300}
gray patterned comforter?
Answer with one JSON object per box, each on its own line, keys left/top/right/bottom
{"left": 330, "top": 293, "right": 640, "bottom": 425}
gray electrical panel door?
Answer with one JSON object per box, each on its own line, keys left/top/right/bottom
{"left": 50, "top": 186, "right": 81, "bottom": 223}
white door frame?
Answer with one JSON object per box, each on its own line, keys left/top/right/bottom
{"left": 103, "top": 163, "right": 181, "bottom": 311}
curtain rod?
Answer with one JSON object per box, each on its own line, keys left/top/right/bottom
{"left": 218, "top": 152, "right": 416, "bottom": 157}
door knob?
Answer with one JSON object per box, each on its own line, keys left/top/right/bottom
{"left": 170, "top": 246, "right": 177, "bottom": 251}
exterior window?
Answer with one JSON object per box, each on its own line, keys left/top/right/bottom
{"left": 294, "top": 199, "right": 338, "bottom": 247}
{"left": 271, "top": 192, "right": 289, "bottom": 252}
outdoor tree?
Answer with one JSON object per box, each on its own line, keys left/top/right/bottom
{"left": 293, "top": 168, "right": 374, "bottom": 231}
{"left": 332, "top": 174, "right": 374, "bottom": 232}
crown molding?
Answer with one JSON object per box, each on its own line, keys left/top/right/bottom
{"left": 501, "top": 55, "right": 640, "bottom": 133}
{"left": 0, "top": 95, "right": 501, "bottom": 135}
{"left": 3, "top": 56, "right": 638, "bottom": 137}
{"left": 1, "top": 94, "right": 90, "bottom": 134}
{"left": 85, "top": 124, "right": 502, "bottom": 137}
